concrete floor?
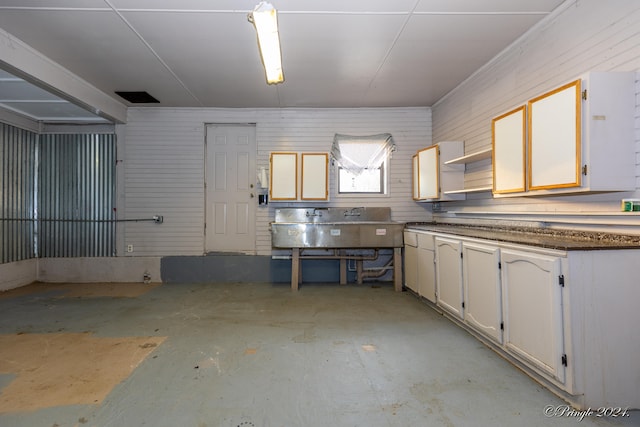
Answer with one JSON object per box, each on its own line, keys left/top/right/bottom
{"left": 0, "top": 281, "right": 637, "bottom": 427}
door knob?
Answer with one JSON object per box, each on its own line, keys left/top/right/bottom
{"left": 250, "top": 193, "right": 254, "bottom": 198}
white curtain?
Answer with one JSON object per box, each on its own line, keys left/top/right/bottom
{"left": 330, "top": 133, "right": 396, "bottom": 175}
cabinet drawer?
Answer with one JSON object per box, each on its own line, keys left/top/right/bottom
{"left": 417, "top": 232, "right": 434, "bottom": 250}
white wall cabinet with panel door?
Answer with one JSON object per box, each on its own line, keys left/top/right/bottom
{"left": 526, "top": 72, "right": 634, "bottom": 196}
{"left": 269, "top": 152, "right": 298, "bottom": 200}
{"left": 501, "top": 248, "right": 567, "bottom": 386}
{"left": 301, "top": 153, "right": 328, "bottom": 200}
{"left": 270, "top": 152, "right": 329, "bottom": 201}
{"left": 492, "top": 105, "right": 526, "bottom": 194}
{"left": 413, "top": 142, "right": 465, "bottom": 201}
{"left": 416, "top": 146, "right": 438, "bottom": 199}
{"left": 462, "top": 241, "right": 502, "bottom": 344}
{"left": 411, "top": 154, "right": 419, "bottom": 199}
{"left": 435, "top": 236, "right": 463, "bottom": 318}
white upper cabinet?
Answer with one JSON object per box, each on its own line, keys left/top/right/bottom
{"left": 570, "top": 71, "right": 635, "bottom": 193}
{"left": 528, "top": 80, "right": 581, "bottom": 190}
{"left": 270, "top": 152, "right": 298, "bottom": 200}
{"left": 492, "top": 106, "right": 526, "bottom": 194}
{"left": 301, "top": 153, "right": 328, "bottom": 200}
{"left": 413, "top": 141, "right": 464, "bottom": 201}
{"left": 412, "top": 154, "right": 419, "bottom": 200}
{"left": 417, "top": 145, "right": 439, "bottom": 199}
{"left": 270, "top": 152, "right": 329, "bottom": 201}
{"left": 493, "top": 72, "right": 635, "bottom": 197}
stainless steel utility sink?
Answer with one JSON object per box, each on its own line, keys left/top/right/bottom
{"left": 270, "top": 207, "right": 404, "bottom": 248}
{"left": 270, "top": 207, "right": 404, "bottom": 291}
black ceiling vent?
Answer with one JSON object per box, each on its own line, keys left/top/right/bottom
{"left": 115, "top": 91, "right": 160, "bottom": 103}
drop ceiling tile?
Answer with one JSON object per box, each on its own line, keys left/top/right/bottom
{"left": 414, "top": 0, "right": 565, "bottom": 13}
{"left": 0, "top": 9, "right": 197, "bottom": 105}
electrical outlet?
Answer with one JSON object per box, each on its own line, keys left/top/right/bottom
{"left": 127, "top": 244, "right": 134, "bottom": 253}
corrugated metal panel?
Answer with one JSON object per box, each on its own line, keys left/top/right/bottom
{"left": 0, "top": 123, "right": 37, "bottom": 263}
{"left": 38, "top": 134, "right": 116, "bottom": 257}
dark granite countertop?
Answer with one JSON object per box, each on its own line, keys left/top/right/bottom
{"left": 404, "top": 222, "right": 640, "bottom": 251}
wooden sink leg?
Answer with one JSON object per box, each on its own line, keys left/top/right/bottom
{"left": 291, "top": 248, "right": 300, "bottom": 291}
{"left": 393, "top": 247, "right": 402, "bottom": 292}
{"left": 340, "top": 250, "right": 347, "bottom": 285}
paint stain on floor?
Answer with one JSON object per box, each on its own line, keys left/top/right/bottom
{"left": 0, "top": 332, "right": 166, "bottom": 412}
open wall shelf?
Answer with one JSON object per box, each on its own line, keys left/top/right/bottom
{"left": 444, "top": 147, "right": 492, "bottom": 165}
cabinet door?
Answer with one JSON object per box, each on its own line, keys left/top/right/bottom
{"left": 417, "top": 233, "right": 436, "bottom": 303}
{"left": 463, "top": 242, "right": 502, "bottom": 344}
{"left": 301, "top": 153, "right": 328, "bottom": 200}
{"left": 270, "top": 152, "right": 297, "bottom": 200}
{"left": 492, "top": 106, "right": 526, "bottom": 194}
{"left": 412, "top": 154, "right": 419, "bottom": 200}
{"left": 501, "top": 249, "right": 566, "bottom": 384}
{"left": 418, "top": 247, "right": 436, "bottom": 303}
{"left": 528, "top": 80, "right": 581, "bottom": 190}
{"left": 417, "top": 146, "right": 438, "bottom": 199}
{"left": 404, "top": 236, "right": 418, "bottom": 293}
{"left": 435, "top": 237, "right": 463, "bottom": 318}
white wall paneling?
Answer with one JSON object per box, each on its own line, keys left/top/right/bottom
{"left": 123, "top": 107, "right": 432, "bottom": 256}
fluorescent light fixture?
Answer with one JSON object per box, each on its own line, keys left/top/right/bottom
{"left": 248, "top": 1, "right": 284, "bottom": 84}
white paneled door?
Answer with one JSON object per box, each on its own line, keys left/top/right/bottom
{"left": 205, "top": 124, "right": 256, "bottom": 253}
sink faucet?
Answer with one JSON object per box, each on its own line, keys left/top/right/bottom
{"left": 306, "top": 208, "right": 324, "bottom": 218}
{"left": 344, "top": 207, "right": 362, "bottom": 217}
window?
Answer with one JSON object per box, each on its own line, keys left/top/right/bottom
{"left": 331, "top": 133, "right": 395, "bottom": 195}
{"left": 338, "top": 163, "right": 385, "bottom": 194}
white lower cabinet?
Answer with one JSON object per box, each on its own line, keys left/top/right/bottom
{"left": 403, "top": 231, "right": 418, "bottom": 293}
{"left": 435, "top": 237, "right": 463, "bottom": 318}
{"left": 405, "top": 227, "right": 640, "bottom": 409}
{"left": 415, "top": 232, "right": 570, "bottom": 391}
{"left": 417, "top": 233, "right": 436, "bottom": 303}
{"left": 403, "top": 231, "right": 436, "bottom": 302}
{"left": 462, "top": 242, "right": 502, "bottom": 344}
{"left": 501, "top": 249, "right": 566, "bottom": 385}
